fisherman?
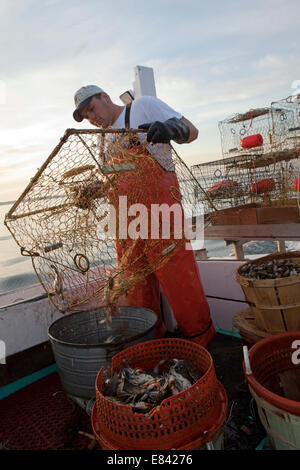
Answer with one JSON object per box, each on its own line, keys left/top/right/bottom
{"left": 72, "top": 85, "right": 215, "bottom": 347}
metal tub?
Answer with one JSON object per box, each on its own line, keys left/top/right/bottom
{"left": 48, "top": 306, "right": 158, "bottom": 399}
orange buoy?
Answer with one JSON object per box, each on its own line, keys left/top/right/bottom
{"left": 241, "top": 134, "right": 263, "bottom": 149}
{"left": 250, "top": 178, "right": 275, "bottom": 194}
{"left": 292, "top": 178, "right": 300, "bottom": 192}
{"left": 208, "top": 179, "right": 238, "bottom": 195}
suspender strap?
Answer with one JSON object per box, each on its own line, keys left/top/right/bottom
{"left": 124, "top": 102, "right": 141, "bottom": 148}
{"left": 125, "top": 103, "right": 132, "bottom": 130}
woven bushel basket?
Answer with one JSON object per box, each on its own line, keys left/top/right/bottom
{"left": 94, "top": 338, "right": 227, "bottom": 450}
{"left": 236, "top": 251, "right": 300, "bottom": 334}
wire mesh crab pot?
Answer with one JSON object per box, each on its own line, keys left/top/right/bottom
{"left": 191, "top": 150, "right": 300, "bottom": 217}
{"left": 191, "top": 98, "right": 300, "bottom": 219}
{"left": 93, "top": 338, "right": 228, "bottom": 450}
{"left": 218, "top": 106, "right": 296, "bottom": 159}
{"left": 4, "top": 128, "right": 210, "bottom": 315}
{"left": 271, "top": 95, "right": 300, "bottom": 152}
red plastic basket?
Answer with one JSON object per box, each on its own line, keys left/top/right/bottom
{"left": 245, "top": 332, "right": 300, "bottom": 416}
{"left": 94, "top": 338, "right": 228, "bottom": 450}
{"left": 92, "top": 384, "right": 227, "bottom": 450}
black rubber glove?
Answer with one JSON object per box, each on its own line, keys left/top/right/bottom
{"left": 138, "top": 117, "right": 190, "bottom": 144}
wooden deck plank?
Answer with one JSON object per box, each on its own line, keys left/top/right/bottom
{"left": 205, "top": 223, "right": 300, "bottom": 241}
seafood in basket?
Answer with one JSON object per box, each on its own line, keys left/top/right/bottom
{"left": 103, "top": 358, "right": 202, "bottom": 414}
{"left": 239, "top": 258, "right": 300, "bottom": 280}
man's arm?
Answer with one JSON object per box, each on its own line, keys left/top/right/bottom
{"left": 136, "top": 95, "right": 198, "bottom": 145}
{"left": 138, "top": 116, "right": 198, "bottom": 145}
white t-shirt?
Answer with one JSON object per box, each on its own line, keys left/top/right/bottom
{"left": 112, "top": 96, "right": 182, "bottom": 172}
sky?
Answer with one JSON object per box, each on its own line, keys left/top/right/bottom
{"left": 0, "top": 0, "right": 300, "bottom": 202}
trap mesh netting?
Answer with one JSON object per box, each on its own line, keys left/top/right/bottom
{"left": 271, "top": 95, "right": 300, "bottom": 151}
{"left": 191, "top": 96, "right": 300, "bottom": 215}
{"left": 4, "top": 128, "right": 213, "bottom": 317}
{"left": 218, "top": 100, "right": 300, "bottom": 158}
{"left": 191, "top": 148, "right": 300, "bottom": 214}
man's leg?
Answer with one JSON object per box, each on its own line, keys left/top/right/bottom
{"left": 152, "top": 244, "right": 215, "bottom": 347}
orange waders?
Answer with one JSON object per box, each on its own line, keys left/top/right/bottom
{"left": 108, "top": 141, "right": 215, "bottom": 347}
{"left": 107, "top": 101, "right": 215, "bottom": 347}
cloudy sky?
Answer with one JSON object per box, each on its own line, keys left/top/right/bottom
{"left": 0, "top": 0, "right": 300, "bottom": 201}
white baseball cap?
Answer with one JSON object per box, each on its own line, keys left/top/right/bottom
{"left": 73, "top": 85, "right": 104, "bottom": 122}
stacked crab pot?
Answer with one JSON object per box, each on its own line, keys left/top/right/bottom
{"left": 92, "top": 338, "right": 227, "bottom": 450}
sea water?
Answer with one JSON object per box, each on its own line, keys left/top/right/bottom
{"left": 0, "top": 201, "right": 38, "bottom": 294}
{"left": 1, "top": 199, "right": 300, "bottom": 295}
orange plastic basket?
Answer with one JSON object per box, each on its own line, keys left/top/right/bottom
{"left": 94, "top": 338, "right": 228, "bottom": 450}
{"left": 92, "top": 385, "right": 227, "bottom": 450}
{"left": 245, "top": 332, "right": 300, "bottom": 416}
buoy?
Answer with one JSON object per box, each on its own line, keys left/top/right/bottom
{"left": 250, "top": 178, "right": 275, "bottom": 194}
{"left": 241, "top": 134, "right": 263, "bottom": 149}
{"left": 292, "top": 178, "right": 300, "bottom": 192}
{"left": 208, "top": 179, "right": 238, "bottom": 192}
{"left": 207, "top": 180, "right": 238, "bottom": 198}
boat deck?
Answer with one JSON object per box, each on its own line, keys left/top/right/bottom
{"left": 0, "top": 372, "right": 94, "bottom": 451}
{"left": 207, "top": 332, "right": 266, "bottom": 450}
{"left": 0, "top": 333, "right": 266, "bottom": 451}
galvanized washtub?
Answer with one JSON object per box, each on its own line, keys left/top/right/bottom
{"left": 48, "top": 306, "right": 158, "bottom": 400}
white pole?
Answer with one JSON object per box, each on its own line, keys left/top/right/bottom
{"left": 243, "top": 345, "right": 252, "bottom": 375}
{"left": 206, "top": 441, "right": 214, "bottom": 450}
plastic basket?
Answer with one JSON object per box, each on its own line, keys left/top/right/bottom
{"left": 244, "top": 332, "right": 300, "bottom": 450}
{"left": 245, "top": 332, "right": 300, "bottom": 416}
{"left": 94, "top": 338, "right": 228, "bottom": 450}
{"left": 91, "top": 396, "right": 226, "bottom": 450}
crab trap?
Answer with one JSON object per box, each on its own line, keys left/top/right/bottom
{"left": 270, "top": 95, "right": 300, "bottom": 152}
{"left": 4, "top": 128, "right": 212, "bottom": 316}
{"left": 191, "top": 96, "right": 300, "bottom": 223}
{"left": 191, "top": 148, "right": 300, "bottom": 222}
{"left": 218, "top": 105, "right": 298, "bottom": 159}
